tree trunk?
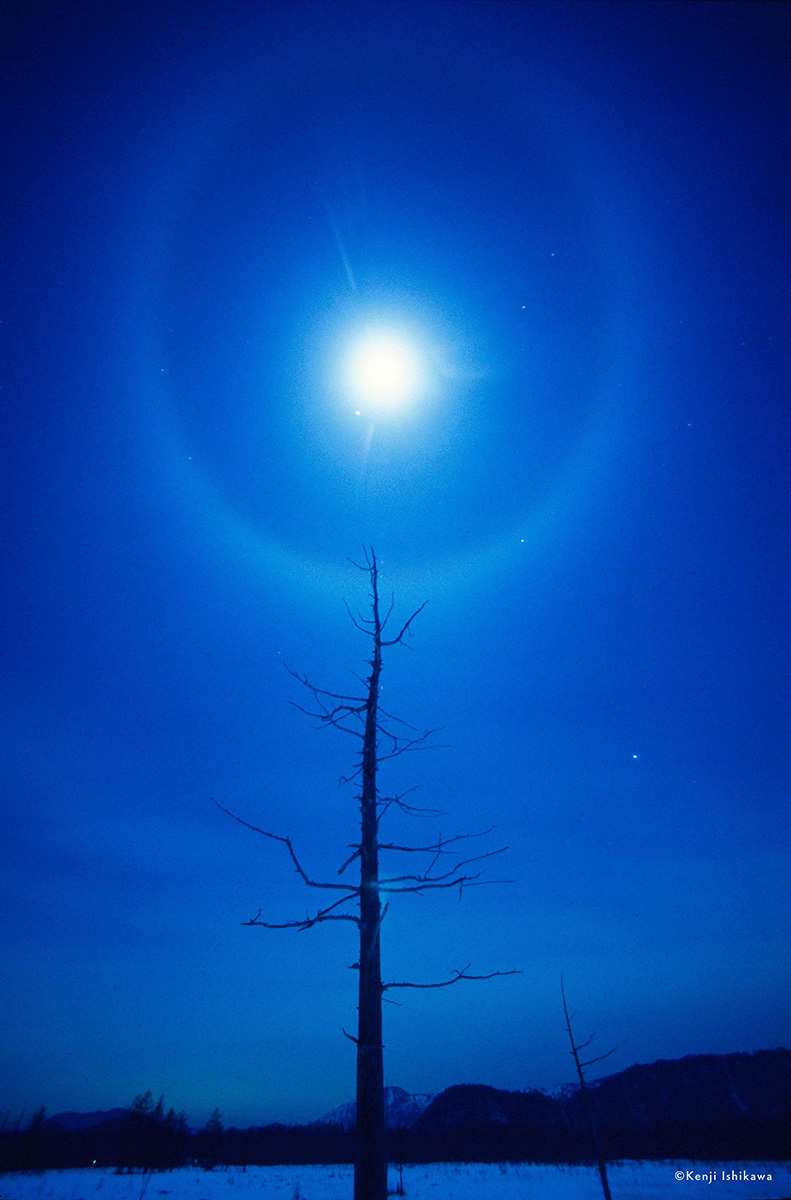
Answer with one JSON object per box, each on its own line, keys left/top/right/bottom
{"left": 562, "top": 980, "right": 613, "bottom": 1200}
{"left": 221, "top": 549, "right": 511, "bottom": 1197}
{"left": 354, "top": 571, "right": 386, "bottom": 1200}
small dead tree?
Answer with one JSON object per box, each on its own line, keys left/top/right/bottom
{"left": 561, "top": 975, "right": 617, "bottom": 1200}
{"left": 217, "top": 548, "right": 516, "bottom": 1200}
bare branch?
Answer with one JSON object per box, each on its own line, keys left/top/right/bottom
{"left": 337, "top": 846, "right": 361, "bottom": 876}
{"left": 245, "top": 910, "right": 360, "bottom": 931}
{"left": 347, "top": 549, "right": 372, "bottom": 574}
{"left": 284, "top": 664, "right": 369, "bottom": 737}
{"left": 571, "top": 1025, "right": 618, "bottom": 1065}
{"left": 244, "top": 890, "right": 360, "bottom": 932}
{"left": 380, "top": 592, "right": 396, "bottom": 631}
{"left": 379, "top": 844, "right": 508, "bottom": 887}
{"left": 375, "top": 723, "right": 441, "bottom": 749}
{"left": 284, "top": 664, "right": 366, "bottom": 707}
{"left": 379, "top": 828, "right": 498, "bottom": 855}
{"left": 343, "top": 598, "right": 373, "bottom": 635}
{"left": 561, "top": 974, "right": 618, "bottom": 1082}
{"left": 213, "top": 800, "right": 357, "bottom": 895}
{"left": 288, "top": 696, "right": 365, "bottom": 723}
{"left": 375, "top": 704, "right": 420, "bottom": 731}
{"left": 377, "top": 785, "right": 420, "bottom": 810}
{"left": 376, "top": 728, "right": 445, "bottom": 763}
{"left": 380, "top": 874, "right": 514, "bottom": 896}
{"left": 581, "top": 1046, "right": 619, "bottom": 1069}
{"left": 378, "top": 792, "right": 442, "bottom": 818}
{"left": 381, "top": 600, "right": 428, "bottom": 647}
{"left": 289, "top": 700, "right": 366, "bottom": 739}
{"left": 383, "top": 965, "right": 521, "bottom": 992}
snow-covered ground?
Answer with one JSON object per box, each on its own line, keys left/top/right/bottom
{"left": 2, "top": 1163, "right": 790, "bottom": 1200}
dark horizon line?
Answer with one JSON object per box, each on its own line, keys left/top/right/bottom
{"left": 19, "top": 1043, "right": 789, "bottom": 1133}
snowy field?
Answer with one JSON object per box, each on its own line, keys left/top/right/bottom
{"left": 1, "top": 1163, "right": 790, "bottom": 1200}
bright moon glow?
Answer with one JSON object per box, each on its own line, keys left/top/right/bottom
{"left": 345, "top": 332, "right": 423, "bottom": 409}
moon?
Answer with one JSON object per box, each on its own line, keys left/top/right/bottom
{"left": 345, "top": 331, "right": 424, "bottom": 410}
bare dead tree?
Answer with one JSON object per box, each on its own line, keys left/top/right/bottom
{"left": 561, "top": 975, "right": 617, "bottom": 1200}
{"left": 216, "top": 548, "right": 517, "bottom": 1200}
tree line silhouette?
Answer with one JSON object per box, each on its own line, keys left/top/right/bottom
{"left": 0, "top": 1093, "right": 356, "bottom": 1173}
{"left": 2, "top": 1083, "right": 788, "bottom": 1173}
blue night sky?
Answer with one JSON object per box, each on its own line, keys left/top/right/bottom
{"left": 2, "top": 1, "right": 789, "bottom": 1128}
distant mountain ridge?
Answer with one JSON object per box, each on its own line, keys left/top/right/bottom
{"left": 394, "top": 1048, "right": 791, "bottom": 1162}
{"left": 307, "top": 1048, "right": 791, "bottom": 1138}
{"left": 42, "top": 1109, "right": 129, "bottom": 1132}
{"left": 572, "top": 1048, "right": 791, "bottom": 1129}
{"left": 315, "top": 1085, "right": 435, "bottom": 1132}
{"left": 36, "top": 1046, "right": 790, "bottom": 1163}
{"left": 413, "top": 1048, "right": 791, "bottom": 1133}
